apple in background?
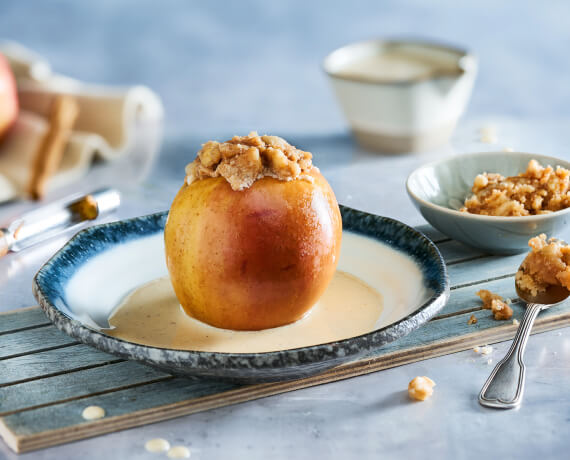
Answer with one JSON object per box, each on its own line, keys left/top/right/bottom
{"left": 164, "top": 169, "right": 343, "bottom": 331}
{"left": 0, "top": 53, "right": 18, "bottom": 140}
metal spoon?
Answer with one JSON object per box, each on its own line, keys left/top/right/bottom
{"left": 479, "top": 273, "right": 570, "bottom": 409}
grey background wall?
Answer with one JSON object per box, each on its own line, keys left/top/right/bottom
{"left": 1, "top": 0, "right": 569, "bottom": 136}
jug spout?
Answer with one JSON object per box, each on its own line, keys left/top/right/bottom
{"left": 431, "top": 54, "right": 477, "bottom": 95}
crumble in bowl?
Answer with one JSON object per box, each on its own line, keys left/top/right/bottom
{"left": 460, "top": 160, "right": 570, "bottom": 217}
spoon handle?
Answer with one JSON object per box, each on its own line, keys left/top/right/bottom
{"left": 478, "top": 303, "right": 543, "bottom": 409}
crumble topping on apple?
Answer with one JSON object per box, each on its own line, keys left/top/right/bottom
{"left": 185, "top": 131, "right": 316, "bottom": 191}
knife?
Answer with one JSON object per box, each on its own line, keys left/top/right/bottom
{"left": 0, "top": 188, "right": 120, "bottom": 257}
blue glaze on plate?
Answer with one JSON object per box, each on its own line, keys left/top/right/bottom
{"left": 33, "top": 207, "right": 449, "bottom": 383}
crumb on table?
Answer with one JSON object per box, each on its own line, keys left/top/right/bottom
{"left": 467, "top": 314, "right": 477, "bottom": 325}
{"left": 167, "top": 446, "right": 191, "bottom": 459}
{"left": 408, "top": 376, "right": 435, "bottom": 401}
{"left": 474, "top": 345, "right": 493, "bottom": 355}
{"left": 480, "top": 126, "right": 498, "bottom": 144}
{"left": 145, "top": 438, "right": 171, "bottom": 453}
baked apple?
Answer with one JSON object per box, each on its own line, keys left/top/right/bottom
{"left": 164, "top": 132, "right": 342, "bottom": 331}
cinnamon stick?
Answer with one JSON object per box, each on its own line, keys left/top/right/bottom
{"left": 27, "top": 94, "right": 79, "bottom": 200}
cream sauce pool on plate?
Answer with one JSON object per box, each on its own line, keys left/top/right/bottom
{"left": 105, "top": 232, "right": 425, "bottom": 353}
{"left": 107, "top": 271, "right": 383, "bottom": 353}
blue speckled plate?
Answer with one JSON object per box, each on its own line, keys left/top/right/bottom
{"left": 33, "top": 206, "right": 449, "bottom": 383}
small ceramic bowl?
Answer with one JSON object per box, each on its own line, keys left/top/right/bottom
{"left": 406, "top": 151, "right": 570, "bottom": 255}
{"left": 323, "top": 39, "right": 477, "bottom": 153}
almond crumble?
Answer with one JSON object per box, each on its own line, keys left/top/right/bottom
{"left": 460, "top": 160, "right": 570, "bottom": 216}
{"left": 408, "top": 376, "right": 435, "bottom": 401}
{"left": 184, "top": 132, "right": 315, "bottom": 191}
{"left": 476, "top": 289, "right": 513, "bottom": 320}
{"left": 515, "top": 234, "right": 570, "bottom": 296}
{"left": 490, "top": 299, "right": 513, "bottom": 320}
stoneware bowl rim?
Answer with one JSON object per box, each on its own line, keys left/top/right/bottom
{"left": 33, "top": 206, "right": 449, "bottom": 382}
{"left": 322, "top": 37, "right": 476, "bottom": 87}
{"left": 406, "top": 151, "right": 570, "bottom": 223}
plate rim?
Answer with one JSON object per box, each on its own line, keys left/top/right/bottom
{"left": 33, "top": 206, "right": 449, "bottom": 374}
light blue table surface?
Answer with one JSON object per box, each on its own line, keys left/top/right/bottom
{"left": 0, "top": 1, "right": 569, "bottom": 459}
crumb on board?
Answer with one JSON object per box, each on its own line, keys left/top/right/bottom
{"left": 81, "top": 405, "right": 105, "bottom": 420}
{"left": 408, "top": 376, "right": 435, "bottom": 401}
{"left": 467, "top": 314, "right": 477, "bottom": 325}
{"left": 491, "top": 299, "right": 513, "bottom": 320}
{"left": 477, "top": 289, "right": 502, "bottom": 309}
{"left": 513, "top": 318, "right": 520, "bottom": 326}
{"left": 476, "top": 290, "right": 513, "bottom": 320}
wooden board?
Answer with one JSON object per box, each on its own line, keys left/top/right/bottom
{"left": 2, "top": 225, "right": 570, "bottom": 453}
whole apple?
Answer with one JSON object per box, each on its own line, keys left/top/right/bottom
{"left": 164, "top": 169, "right": 343, "bottom": 331}
{"left": 0, "top": 53, "right": 18, "bottom": 140}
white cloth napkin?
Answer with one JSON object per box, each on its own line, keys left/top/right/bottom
{"left": 0, "top": 41, "right": 164, "bottom": 202}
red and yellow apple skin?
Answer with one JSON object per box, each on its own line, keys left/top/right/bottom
{"left": 164, "top": 169, "right": 342, "bottom": 331}
{"left": 0, "top": 53, "right": 18, "bottom": 140}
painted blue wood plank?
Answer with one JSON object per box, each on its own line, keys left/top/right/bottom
{"left": 374, "top": 304, "right": 525, "bottom": 355}
{"left": 1, "top": 378, "right": 238, "bottom": 437}
{"left": 0, "top": 361, "right": 171, "bottom": 415}
{"left": 437, "top": 239, "right": 485, "bottom": 265}
{"left": 0, "top": 345, "right": 122, "bottom": 386}
{"left": 448, "top": 253, "right": 526, "bottom": 288}
{"left": 0, "top": 308, "right": 50, "bottom": 334}
{"left": 0, "top": 326, "right": 77, "bottom": 359}
{"left": 415, "top": 224, "right": 449, "bottom": 242}
{"left": 434, "top": 276, "right": 519, "bottom": 317}
{"left": 4, "top": 302, "right": 570, "bottom": 439}
{"left": 372, "top": 299, "right": 568, "bottom": 358}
